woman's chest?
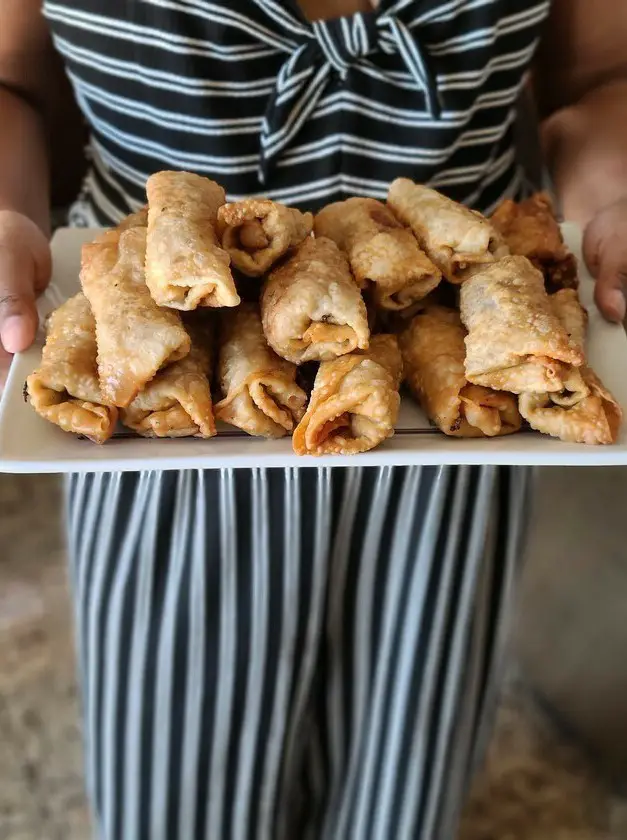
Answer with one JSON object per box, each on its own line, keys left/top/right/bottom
{"left": 296, "top": 0, "right": 376, "bottom": 20}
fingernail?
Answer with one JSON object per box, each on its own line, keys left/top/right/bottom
{"left": 0, "top": 315, "right": 31, "bottom": 354}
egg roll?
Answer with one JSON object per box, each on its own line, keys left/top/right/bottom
{"left": 314, "top": 197, "right": 442, "bottom": 310}
{"left": 400, "top": 306, "right": 521, "bottom": 437}
{"left": 490, "top": 193, "right": 578, "bottom": 291}
{"left": 121, "top": 321, "right": 215, "bottom": 438}
{"left": 26, "top": 293, "right": 117, "bottom": 444}
{"left": 459, "top": 256, "right": 583, "bottom": 394}
{"left": 261, "top": 237, "right": 369, "bottom": 364}
{"left": 216, "top": 199, "right": 313, "bottom": 277}
{"left": 387, "top": 178, "right": 508, "bottom": 283}
{"left": 518, "top": 289, "right": 622, "bottom": 444}
{"left": 293, "top": 334, "right": 402, "bottom": 456}
{"left": 80, "top": 226, "right": 191, "bottom": 407}
{"left": 145, "top": 170, "right": 239, "bottom": 310}
{"left": 215, "top": 303, "right": 307, "bottom": 438}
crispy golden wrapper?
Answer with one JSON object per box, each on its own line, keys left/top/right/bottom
{"left": 519, "top": 375, "right": 622, "bottom": 444}
{"left": 518, "top": 289, "right": 622, "bottom": 444}
{"left": 215, "top": 303, "right": 307, "bottom": 438}
{"left": 260, "top": 237, "right": 369, "bottom": 364}
{"left": 314, "top": 197, "right": 441, "bottom": 310}
{"left": 293, "top": 334, "right": 402, "bottom": 456}
{"left": 387, "top": 178, "right": 508, "bottom": 283}
{"left": 121, "top": 320, "right": 216, "bottom": 438}
{"left": 459, "top": 256, "right": 583, "bottom": 394}
{"left": 400, "top": 306, "right": 520, "bottom": 437}
{"left": 216, "top": 199, "right": 313, "bottom": 277}
{"left": 145, "top": 170, "right": 239, "bottom": 310}
{"left": 118, "top": 207, "right": 148, "bottom": 231}
{"left": 26, "top": 293, "right": 118, "bottom": 444}
{"left": 490, "top": 193, "right": 578, "bottom": 291}
{"left": 80, "top": 226, "right": 191, "bottom": 408}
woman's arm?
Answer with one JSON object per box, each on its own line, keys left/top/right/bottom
{"left": 0, "top": 0, "right": 58, "bottom": 230}
{"left": 0, "top": 0, "right": 63, "bottom": 355}
{"left": 535, "top": 0, "right": 627, "bottom": 319}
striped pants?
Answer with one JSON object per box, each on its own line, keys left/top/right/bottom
{"left": 66, "top": 465, "right": 529, "bottom": 840}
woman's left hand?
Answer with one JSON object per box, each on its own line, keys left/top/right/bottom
{"left": 583, "top": 198, "right": 627, "bottom": 323}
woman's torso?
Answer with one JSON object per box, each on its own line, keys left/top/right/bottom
{"left": 42, "top": 0, "right": 550, "bottom": 223}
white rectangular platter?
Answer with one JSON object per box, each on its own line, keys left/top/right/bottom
{"left": 2, "top": 224, "right": 627, "bottom": 473}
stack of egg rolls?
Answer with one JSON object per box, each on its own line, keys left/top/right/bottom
{"left": 27, "top": 171, "right": 621, "bottom": 452}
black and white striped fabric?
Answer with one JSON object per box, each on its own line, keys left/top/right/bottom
{"left": 43, "top": 0, "right": 549, "bottom": 223}
{"left": 66, "top": 466, "right": 529, "bottom": 840}
{"left": 44, "top": 1, "right": 548, "bottom": 837}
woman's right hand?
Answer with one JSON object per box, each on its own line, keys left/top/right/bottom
{"left": 0, "top": 210, "right": 51, "bottom": 389}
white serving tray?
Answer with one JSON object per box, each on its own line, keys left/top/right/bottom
{"left": 2, "top": 225, "right": 627, "bottom": 473}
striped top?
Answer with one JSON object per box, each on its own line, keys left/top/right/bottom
{"left": 43, "top": 0, "right": 550, "bottom": 223}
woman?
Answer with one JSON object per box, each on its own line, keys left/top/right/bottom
{"left": 1, "top": 1, "right": 627, "bottom": 838}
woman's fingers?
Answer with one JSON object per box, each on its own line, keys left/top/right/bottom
{"left": 0, "top": 211, "right": 51, "bottom": 353}
{"left": 0, "top": 238, "right": 39, "bottom": 352}
{"left": 583, "top": 199, "right": 627, "bottom": 323}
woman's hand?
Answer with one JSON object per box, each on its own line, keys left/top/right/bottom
{"left": 0, "top": 210, "right": 51, "bottom": 389}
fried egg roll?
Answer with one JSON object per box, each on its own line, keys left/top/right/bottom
{"left": 490, "top": 193, "right": 578, "bottom": 291}
{"left": 314, "top": 197, "right": 441, "bottom": 310}
{"left": 293, "top": 334, "right": 402, "bottom": 456}
{"left": 217, "top": 199, "right": 313, "bottom": 277}
{"left": 261, "top": 237, "right": 369, "bottom": 364}
{"left": 26, "top": 293, "right": 118, "bottom": 444}
{"left": 399, "top": 306, "right": 520, "bottom": 437}
{"left": 121, "top": 321, "right": 216, "bottom": 438}
{"left": 518, "top": 289, "right": 622, "bottom": 444}
{"left": 80, "top": 226, "right": 191, "bottom": 407}
{"left": 388, "top": 178, "right": 508, "bottom": 283}
{"left": 145, "top": 170, "right": 239, "bottom": 310}
{"left": 215, "top": 303, "right": 307, "bottom": 438}
{"left": 459, "top": 256, "right": 583, "bottom": 393}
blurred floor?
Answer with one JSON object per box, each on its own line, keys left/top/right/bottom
{"left": 516, "top": 467, "right": 627, "bottom": 782}
{"left": 1, "top": 469, "right": 627, "bottom": 839}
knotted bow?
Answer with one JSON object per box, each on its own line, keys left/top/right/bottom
{"left": 252, "top": 1, "right": 441, "bottom": 183}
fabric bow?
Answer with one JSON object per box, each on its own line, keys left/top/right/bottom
{"left": 251, "top": 0, "right": 441, "bottom": 183}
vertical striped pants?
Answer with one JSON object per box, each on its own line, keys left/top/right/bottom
{"left": 66, "top": 465, "right": 529, "bottom": 840}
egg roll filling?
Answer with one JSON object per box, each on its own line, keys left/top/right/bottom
{"left": 217, "top": 199, "right": 313, "bottom": 277}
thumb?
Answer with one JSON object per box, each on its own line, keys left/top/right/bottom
{"left": 583, "top": 202, "right": 627, "bottom": 323}
{"left": 594, "top": 262, "right": 627, "bottom": 324}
